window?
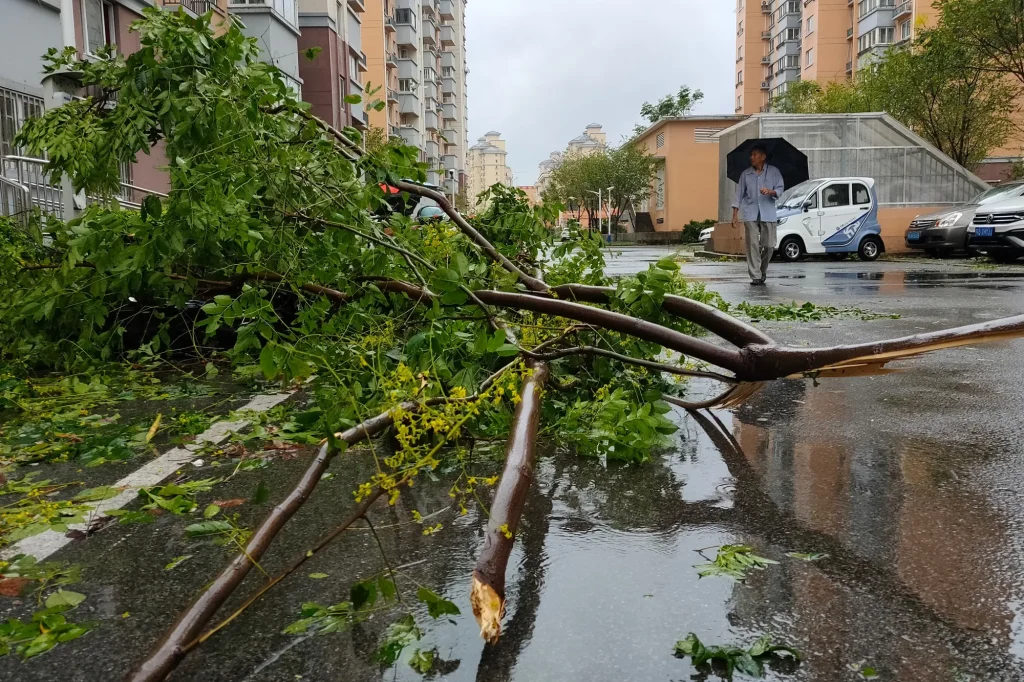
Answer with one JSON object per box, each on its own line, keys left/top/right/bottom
{"left": 806, "top": 15, "right": 815, "bottom": 35}
{"left": 656, "top": 132, "right": 665, "bottom": 148}
{"left": 399, "top": 78, "right": 417, "bottom": 92}
{"left": 806, "top": 48, "right": 814, "bottom": 66}
{"left": 738, "top": 20, "right": 744, "bottom": 34}
{"left": 786, "top": 54, "right": 800, "bottom": 68}
{"left": 900, "top": 20, "right": 911, "bottom": 41}
{"left": 655, "top": 168, "right": 665, "bottom": 210}
{"left": 877, "top": 26, "right": 894, "bottom": 44}
{"left": 853, "top": 183, "right": 871, "bottom": 205}
{"left": 395, "top": 7, "right": 416, "bottom": 26}
{"left": 82, "top": 0, "right": 116, "bottom": 55}
{"left": 399, "top": 46, "right": 412, "bottom": 59}
{"left": 441, "top": 66, "right": 455, "bottom": 77}
{"left": 805, "top": 192, "right": 818, "bottom": 210}
{"left": 737, "top": 45, "right": 744, "bottom": 61}
{"left": 858, "top": 0, "right": 894, "bottom": 18}
{"left": 822, "top": 184, "right": 851, "bottom": 208}
{"left": 736, "top": 94, "right": 743, "bottom": 111}
{"left": 737, "top": 70, "right": 744, "bottom": 85}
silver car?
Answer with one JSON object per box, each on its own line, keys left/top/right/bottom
{"left": 904, "top": 181, "right": 1024, "bottom": 256}
{"left": 968, "top": 194, "right": 1024, "bottom": 263}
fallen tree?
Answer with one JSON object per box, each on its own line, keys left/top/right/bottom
{"left": 2, "top": 10, "right": 1023, "bottom": 681}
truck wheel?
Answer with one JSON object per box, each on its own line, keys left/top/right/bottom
{"left": 779, "top": 236, "right": 804, "bottom": 262}
{"left": 859, "top": 236, "right": 882, "bottom": 262}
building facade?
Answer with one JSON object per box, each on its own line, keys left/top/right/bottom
{"left": 466, "top": 131, "right": 512, "bottom": 207}
{"left": 632, "top": 116, "right": 746, "bottom": 232}
{"left": 359, "top": 0, "right": 467, "bottom": 190}
{"left": 534, "top": 123, "right": 608, "bottom": 198}
{"left": 733, "top": 0, "right": 1021, "bottom": 182}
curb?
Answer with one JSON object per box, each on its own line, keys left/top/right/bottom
{"left": 694, "top": 250, "right": 747, "bottom": 261}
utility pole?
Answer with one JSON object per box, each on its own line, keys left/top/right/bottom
{"left": 606, "top": 186, "right": 615, "bottom": 235}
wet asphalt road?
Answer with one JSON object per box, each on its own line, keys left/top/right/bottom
{"left": 5, "top": 250, "right": 1024, "bottom": 682}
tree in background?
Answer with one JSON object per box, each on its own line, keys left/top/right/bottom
{"left": 771, "top": 30, "right": 1018, "bottom": 169}
{"left": 542, "top": 145, "right": 658, "bottom": 230}
{"left": 633, "top": 85, "right": 704, "bottom": 135}
{"left": 938, "top": 0, "right": 1024, "bottom": 86}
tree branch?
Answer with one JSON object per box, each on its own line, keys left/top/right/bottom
{"left": 392, "top": 181, "right": 550, "bottom": 293}
{"left": 526, "top": 345, "right": 736, "bottom": 383}
{"left": 471, "top": 360, "right": 549, "bottom": 643}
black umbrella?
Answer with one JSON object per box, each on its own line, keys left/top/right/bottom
{"left": 727, "top": 138, "right": 809, "bottom": 191}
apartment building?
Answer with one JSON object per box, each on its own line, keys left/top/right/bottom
{"left": 360, "top": 0, "right": 467, "bottom": 191}
{"left": 294, "top": 0, "right": 368, "bottom": 130}
{"left": 466, "top": 131, "right": 512, "bottom": 207}
{"left": 734, "top": 0, "right": 937, "bottom": 115}
{"left": 534, "top": 124, "right": 608, "bottom": 197}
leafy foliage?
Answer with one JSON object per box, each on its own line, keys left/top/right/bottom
{"left": 937, "top": 0, "right": 1024, "bottom": 87}
{"left": 695, "top": 544, "right": 778, "bottom": 581}
{"left": 674, "top": 632, "right": 800, "bottom": 679}
{"left": 729, "top": 301, "right": 900, "bottom": 323}
{"left": 635, "top": 85, "right": 705, "bottom": 134}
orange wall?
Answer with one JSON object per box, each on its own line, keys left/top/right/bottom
{"left": 362, "top": 0, "right": 389, "bottom": 130}
{"left": 802, "top": 0, "right": 851, "bottom": 85}
{"left": 637, "top": 119, "right": 740, "bottom": 232}
{"left": 735, "top": 1, "right": 768, "bottom": 114}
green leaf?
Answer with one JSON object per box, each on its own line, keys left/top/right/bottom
{"left": 351, "top": 580, "right": 377, "bottom": 610}
{"left": 165, "top": 555, "right": 193, "bottom": 570}
{"left": 203, "top": 504, "right": 221, "bottom": 519}
{"left": 141, "top": 194, "right": 162, "bottom": 221}
{"left": 377, "top": 576, "right": 397, "bottom": 602}
{"left": 308, "top": 573, "right": 329, "bottom": 579}
{"left": 303, "top": 46, "right": 323, "bottom": 61}
{"left": 409, "top": 648, "right": 435, "bottom": 673}
{"left": 45, "top": 590, "right": 86, "bottom": 609}
{"left": 416, "top": 587, "right": 460, "bottom": 619}
{"left": 72, "top": 486, "right": 119, "bottom": 502}
{"left": 429, "top": 267, "right": 462, "bottom": 293}
{"left": 184, "top": 520, "right": 233, "bottom": 537}
{"left": 343, "top": 93, "right": 362, "bottom": 104}
{"left": 251, "top": 479, "right": 270, "bottom": 504}
{"left": 259, "top": 343, "right": 278, "bottom": 380}
{"left": 494, "top": 343, "right": 520, "bottom": 357}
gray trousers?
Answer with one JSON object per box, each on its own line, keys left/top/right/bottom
{"left": 745, "top": 220, "right": 777, "bottom": 282}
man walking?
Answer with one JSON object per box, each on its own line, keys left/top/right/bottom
{"left": 732, "top": 144, "right": 785, "bottom": 285}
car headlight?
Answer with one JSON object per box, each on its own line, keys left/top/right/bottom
{"left": 936, "top": 212, "right": 963, "bottom": 228}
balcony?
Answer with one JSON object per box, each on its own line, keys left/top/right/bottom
{"left": 389, "top": 125, "right": 401, "bottom": 137}
{"left": 164, "top": 0, "right": 221, "bottom": 15}
{"left": 425, "top": 111, "right": 439, "bottom": 130}
{"left": 441, "top": 77, "right": 456, "bottom": 95}
{"left": 397, "top": 25, "right": 417, "bottom": 46}
{"left": 442, "top": 154, "right": 458, "bottom": 170}
{"left": 894, "top": 1, "right": 912, "bottom": 19}
{"left": 387, "top": 87, "right": 399, "bottom": 103}
{"left": 442, "top": 128, "right": 458, "bottom": 142}
{"left": 426, "top": 140, "right": 439, "bottom": 158}
{"left": 424, "top": 81, "right": 438, "bottom": 100}
{"left": 440, "top": 25, "right": 455, "bottom": 46}
{"left": 357, "top": 51, "right": 368, "bottom": 72}
{"left": 398, "top": 57, "right": 419, "bottom": 79}
{"left": 385, "top": 14, "right": 396, "bottom": 32}
{"left": 399, "top": 127, "right": 422, "bottom": 148}
{"left": 347, "top": 0, "right": 364, "bottom": 11}
{"left": 442, "top": 102, "right": 456, "bottom": 119}
{"left": 399, "top": 93, "right": 420, "bottom": 114}
{"left": 441, "top": 51, "right": 456, "bottom": 69}
{"left": 422, "top": 17, "right": 437, "bottom": 40}
{"left": 439, "top": 0, "right": 454, "bottom": 19}
{"left": 386, "top": 51, "right": 399, "bottom": 68}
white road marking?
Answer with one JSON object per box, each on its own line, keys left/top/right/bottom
{"left": 1, "top": 391, "right": 294, "bottom": 561}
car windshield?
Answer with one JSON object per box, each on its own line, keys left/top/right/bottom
{"left": 969, "top": 183, "right": 1024, "bottom": 206}
{"left": 778, "top": 180, "right": 822, "bottom": 209}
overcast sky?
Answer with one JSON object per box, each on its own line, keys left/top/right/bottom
{"left": 465, "top": 0, "right": 735, "bottom": 186}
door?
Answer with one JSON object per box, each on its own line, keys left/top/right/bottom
{"left": 817, "top": 182, "right": 859, "bottom": 244}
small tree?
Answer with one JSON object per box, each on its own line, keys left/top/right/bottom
{"left": 634, "top": 85, "right": 704, "bottom": 135}
{"left": 543, "top": 146, "right": 657, "bottom": 230}
{"left": 938, "top": 0, "right": 1024, "bottom": 86}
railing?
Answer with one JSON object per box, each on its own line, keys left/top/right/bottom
{"left": 1, "top": 155, "right": 167, "bottom": 221}
{"left": 894, "top": 0, "right": 911, "bottom": 17}
{"left": 163, "top": 0, "right": 218, "bottom": 14}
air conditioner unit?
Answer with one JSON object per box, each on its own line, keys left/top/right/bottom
{"left": 761, "top": 56, "right": 770, "bottom": 64}
{"left": 761, "top": 1, "right": 771, "bottom": 11}
{"left": 760, "top": 81, "right": 770, "bottom": 89}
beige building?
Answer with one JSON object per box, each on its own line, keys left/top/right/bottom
{"left": 632, "top": 116, "right": 746, "bottom": 232}
{"left": 733, "top": 0, "right": 1020, "bottom": 182}
{"left": 535, "top": 123, "right": 608, "bottom": 198}
{"left": 466, "top": 131, "right": 513, "bottom": 207}
{"left": 361, "top": 0, "right": 468, "bottom": 191}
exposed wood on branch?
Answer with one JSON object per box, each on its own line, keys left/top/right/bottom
{"left": 471, "top": 360, "right": 549, "bottom": 643}
{"left": 528, "top": 345, "right": 736, "bottom": 384}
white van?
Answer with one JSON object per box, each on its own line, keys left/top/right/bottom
{"left": 774, "top": 177, "right": 884, "bottom": 262}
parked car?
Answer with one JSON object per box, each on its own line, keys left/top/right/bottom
{"left": 905, "top": 181, "right": 1024, "bottom": 256}
{"left": 699, "top": 226, "right": 714, "bottom": 242}
{"left": 967, "top": 195, "right": 1024, "bottom": 263}
{"left": 773, "top": 177, "right": 884, "bottom": 262}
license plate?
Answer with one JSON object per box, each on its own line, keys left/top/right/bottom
{"left": 976, "top": 227, "right": 995, "bottom": 238}
{"left": 907, "top": 231, "right": 920, "bottom": 241}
